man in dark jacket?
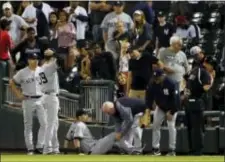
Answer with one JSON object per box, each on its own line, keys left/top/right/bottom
{"left": 91, "top": 43, "right": 116, "bottom": 81}
{"left": 102, "top": 97, "right": 148, "bottom": 154}
{"left": 146, "top": 69, "right": 180, "bottom": 156}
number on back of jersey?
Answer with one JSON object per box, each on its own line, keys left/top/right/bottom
{"left": 39, "top": 72, "right": 48, "bottom": 85}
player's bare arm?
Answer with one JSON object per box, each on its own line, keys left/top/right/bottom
{"left": 9, "top": 79, "right": 25, "bottom": 100}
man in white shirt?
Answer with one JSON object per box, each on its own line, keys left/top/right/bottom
{"left": 22, "top": 1, "right": 53, "bottom": 37}
{"left": 1, "top": 2, "right": 28, "bottom": 45}
{"left": 101, "top": 1, "right": 134, "bottom": 60}
{"left": 64, "top": 2, "right": 88, "bottom": 40}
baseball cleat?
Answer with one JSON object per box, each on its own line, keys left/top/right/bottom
{"left": 152, "top": 148, "right": 161, "bottom": 156}
{"left": 166, "top": 150, "right": 176, "bottom": 156}
{"left": 27, "top": 150, "right": 34, "bottom": 155}
{"left": 35, "top": 148, "right": 43, "bottom": 154}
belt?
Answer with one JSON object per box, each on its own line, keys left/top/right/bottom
{"left": 24, "top": 95, "right": 42, "bottom": 99}
{"left": 44, "top": 92, "right": 59, "bottom": 96}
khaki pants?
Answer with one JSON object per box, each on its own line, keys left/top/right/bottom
{"left": 128, "top": 89, "right": 146, "bottom": 99}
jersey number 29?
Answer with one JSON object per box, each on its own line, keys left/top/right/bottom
{"left": 39, "top": 72, "right": 48, "bottom": 85}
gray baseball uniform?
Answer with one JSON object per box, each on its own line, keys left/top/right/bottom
{"left": 66, "top": 121, "right": 142, "bottom": 154}
{"left": 41, "top": 60, "right": 60, "bottom": 154}
{"left": 13, "top": 66, "right": 47, "bottom": 151}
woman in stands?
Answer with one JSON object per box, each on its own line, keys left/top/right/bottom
{"left": 56, "top": 10, "right": 76, "bottom": 71}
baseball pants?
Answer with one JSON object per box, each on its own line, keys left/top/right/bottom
{"left": 90, "top": 132, "right": 143, "bottom": 155}
{"left": 152, "top": 107, "right": 177, "bottom": 151}
{"left": 123, "top": 113, "right": 143, "bottom": 149}
{"left": 22, "top": 97, "right": 47, "bottom": 151}
{"left": 43, "top": 94, "right": 59, "bottom": 153}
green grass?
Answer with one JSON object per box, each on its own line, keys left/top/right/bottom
{"left": 1, "top": 155, "right": 224, "bottom": 162}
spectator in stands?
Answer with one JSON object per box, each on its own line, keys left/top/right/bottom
{"left": 0, "top": 19, "right": 13, "bottom": 78}
{"left": 159, "top": 36, "right": 189, "bottom": 93}
{"left": 117, "top": 40, "right": 130, "bottom": 97}
{"left": 131, "top": 1, "right": 155, "bottom": 25}
{"left": 91, "top": 43, "right": 116, "bottom": 81}
{"left": 132, "top": 10, "right": 153, "bottom": 53}
{"left": 1, "top": 2, "right": 28, "bottom": 46}
{"left": 190, "top": 46, "right": 205, "bottom": 67}
{"left": 48, "top": 12, "right": 58, "bottom": 49}
{"left": 101, "top": 1, "right": 134, "bottom": 60}
{"left": 17, "top": 1, "right": 31, "bottom": 16}
{"left": 127, "top": 47, "right": 160, "bottom": 99}
{"left": 76, "top": 40, "right": 91, "bottom": 80}
{"left": 174, "top": 16, "right": 189, "bottom": 39}
{"left": 112, "top": 20, "right": 130, "bottom": 64}
{"left": 154, "top": 11, "right": 175, "bottom": 56}
{"left": 57, "top": 10, "right": 76, "bottom": 70}
{"left": 22, "top": 1, "right": 53, "bottom": 38}
{"left": 89, "top": 0, "right": 112, "bottom": 42}
{"left": 11, "top": 27, "right": 47, "bottom": 71}
{"left": 186, "top": 17, "right": 202, "bottom": 46}
{"left": 64, "top": 1, "right": 88, "bottom": 40}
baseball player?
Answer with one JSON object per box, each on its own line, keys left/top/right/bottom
{"left": 101, "top": 97, "right": 150, "bottom": 154}
{"left": 41, "top": 49, "right": 60, "bottom": 154}
{"left": 64, "top": 109, "right": 143, "bottom": 155}
{"left": 9, "top": 53, "right": 47, "bottom": 155}
{"left": 145, "top": 69, "right": 180, "bottom": 156}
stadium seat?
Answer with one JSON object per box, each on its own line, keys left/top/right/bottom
{"left": 203, "top": 127, "right": 219, "bottom": 154}
{"left": 219, "top": 128, "right": 225, "bottom": 151}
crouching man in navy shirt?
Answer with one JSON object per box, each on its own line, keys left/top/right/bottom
{"left": 146, "top": 69, "right": 180, "bottom": 156}
{"left": 101, "top": 97, "right": 148, "bottom": 154}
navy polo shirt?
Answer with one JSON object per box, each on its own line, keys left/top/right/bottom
{"left": 145, "top": 76, "right": 180, "bottom": 114}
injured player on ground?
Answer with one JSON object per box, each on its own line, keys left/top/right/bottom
{"left": 63, "top": 109, "right": 144, "bottom": 155}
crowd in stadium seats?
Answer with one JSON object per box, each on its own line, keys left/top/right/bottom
{"left": 0, "top": 1, "right": 224, "bottom": 109}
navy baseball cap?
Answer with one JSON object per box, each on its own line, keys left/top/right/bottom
{"left": 76, "top": 109, "right": 88, "bottom": 118}
{"left": 114, "top": 1, "right": 125, "bottom": 6}
{"left": 153, "top": 69, "right": 164, "bottom": 77}
{"left": 27, "top": 53, "right": 38, "bottom": 59}
{"left": 158, "top": 11, "right": 165, "bottom": 17}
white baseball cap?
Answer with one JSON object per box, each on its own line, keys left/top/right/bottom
{"left": 133, "top": 10, "right": 143, "bottom": 15}
{"left": 2, "top": 2, "right": 12, "bottom": 10}
{"left": 190, "top": 46, "right": 202, "bottom": 55}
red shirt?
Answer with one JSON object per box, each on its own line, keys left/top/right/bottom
{"left": 0, "top": 30, "right": 12, "bottom": 60}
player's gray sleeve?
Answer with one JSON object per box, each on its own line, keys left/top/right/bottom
{"left": 65, "top": 123, "right": 76, "bottom": 141}
{"left": 44, "top": 59, "right": 58, "bottom": 76}
{"left": 115, "top": 101, "right": 134, "bottom": 137}
{"left": 12, "top": 70, "right": 22, "bottom": 85}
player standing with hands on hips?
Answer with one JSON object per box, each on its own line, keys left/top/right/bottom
{"left": 41, "top": 49, "right": 60, "bottom": 154}
{"left": 9, "top": 53, "right": 47, "bottom": 155}
{"left": 145, "top": 69, "right": 180, "bottom": 156}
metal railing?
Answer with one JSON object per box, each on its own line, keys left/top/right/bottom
{"left": 1, "top": 78, "right": 115, "bottom": 123}
{"left": 80, "top": 80, "right": 114, "bottom": 123}
{"left": 1, "top": 78, "right": 82, "bottom": 119}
